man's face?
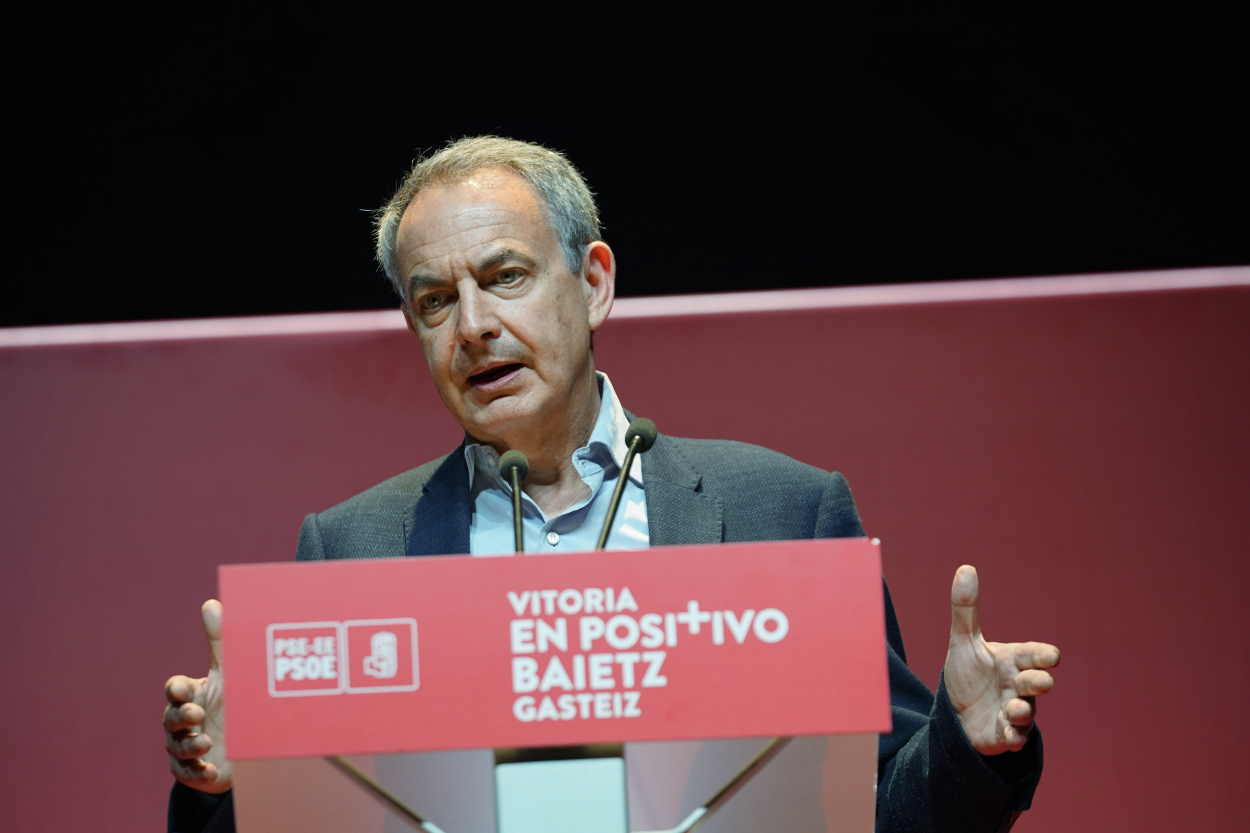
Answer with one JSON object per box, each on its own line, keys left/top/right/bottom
{"left": 394, "top": 169, "right": 612, "bottom": 449}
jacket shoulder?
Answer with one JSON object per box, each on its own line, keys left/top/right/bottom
{"left": 317, "top": 455, "right": 449, "bottom": 523}
{"left": 659, "top": 436, "right": 835, "bottom": 491}
{"left": 656, "top": 436, "right": 864, "bottom": 540}
{"left": 300, "top": 455, "right": 452, "bottom": 559}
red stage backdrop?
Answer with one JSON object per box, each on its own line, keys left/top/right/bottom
{"left": 1, "top": 267, "right": 1247, "bottom": 832}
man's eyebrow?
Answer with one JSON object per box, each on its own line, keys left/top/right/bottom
{"left": 406, "top": 274, "right": 446, "bottom": 297}
{"left": 476, "top": 248, "right": 536, "bottom": 272}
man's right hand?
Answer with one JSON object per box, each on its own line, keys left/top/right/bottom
{"left": 163, "top": 599, "right": 232, "bottom": 793}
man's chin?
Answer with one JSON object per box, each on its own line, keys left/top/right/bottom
{"left": 460, "top": 401, "right": 541, "bottom": 447}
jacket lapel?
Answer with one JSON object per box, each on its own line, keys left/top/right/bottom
{"left": 642, "top": 434, "right": 723, "bottom": 546}
{"left": 405, "top": 450, "right": 472, "bottom": 556}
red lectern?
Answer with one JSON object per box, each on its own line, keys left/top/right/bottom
{"left": 220, "top": 538, "right": 891, "bottom": 832}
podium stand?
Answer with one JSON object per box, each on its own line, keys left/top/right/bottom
{"left": 220, "top": 538, "right": 890, "bottom": 832}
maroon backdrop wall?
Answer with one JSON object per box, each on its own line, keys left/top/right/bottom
{"left": 2, "top": 268, "right": 1247, "bottom": 832}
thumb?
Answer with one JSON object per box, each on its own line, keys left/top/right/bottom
{"left": 201, "top": 599, "right": 224, "bottom": 671}
{"left": 949, "top": 564, "right": 980, "bottom": 639}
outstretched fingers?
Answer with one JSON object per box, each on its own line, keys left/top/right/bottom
{"left": 164, "top": 674, "right": 201, "bottom": 706}
{"left": 163, "top": 694, "right": 226, "bottom": 789}
{"left": 163, "top": 700, "right": 205, "bottom": 734}
{"left": 1000, "top": 667, "right": 1053, "bottom": 739}
{"left": 1004, "top": 697, "right": 1036, "bottom": 727}
{"left": 166, "top": 728, "right": 213, "bottom": 761}
{"left": 1011, "top": 641, "right": 1061, "bottom": 671}
{"left": 1014, "top": 668, "right": 1055, "bottom": 697}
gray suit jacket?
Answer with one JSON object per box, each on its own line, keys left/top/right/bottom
{"left": 171, "top": 435, "right": 1041, "bottom": 833}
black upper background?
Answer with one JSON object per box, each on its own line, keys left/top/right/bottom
{"left": 9, "top": 8, "right": 1246, "bottom": 328}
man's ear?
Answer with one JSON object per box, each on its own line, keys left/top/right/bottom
{"left": 582, "top": 241, "right": 616, "bottom": 331}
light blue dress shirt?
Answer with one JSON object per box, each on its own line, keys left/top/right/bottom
{"left": 465, "top": 373, "right": 649, "bottom": 556}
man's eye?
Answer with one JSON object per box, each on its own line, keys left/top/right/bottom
{"left": 418, "top": 292, "right": 451, "bottom": 312}
{"left": 495, "top": 269, "right": 524, "bottom": 286}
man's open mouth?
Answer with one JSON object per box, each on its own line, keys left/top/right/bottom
{"left": 468, "top": 363, "right": 524, "bottom": 386}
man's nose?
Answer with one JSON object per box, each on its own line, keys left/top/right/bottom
{"left": 454, "top": 284, "right": 501, "bottom": 345}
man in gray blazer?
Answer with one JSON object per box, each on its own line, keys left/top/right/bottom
{"left": 164, "top": 137, "right": 1059, "bottom": 833}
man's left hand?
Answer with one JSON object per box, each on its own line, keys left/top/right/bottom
{"left": 944, "top": 564, "right": 1060, "bottom": 756}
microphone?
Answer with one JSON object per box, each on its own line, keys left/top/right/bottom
{"left": 595, "top": 418, "right": 658, "bottom": 550}
{"left": 498, "top": 450, "right": 529, "bottom": 554}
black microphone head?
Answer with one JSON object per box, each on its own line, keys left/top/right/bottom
{"left": 625, "top": 417, "right": 658, "bottom": 453}
{"left": 498, "top": 450, "right": 529, "bottom": 483}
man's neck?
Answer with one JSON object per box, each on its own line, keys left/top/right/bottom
{"left": 490, "top": 371, "right": 602, "bottom": 517}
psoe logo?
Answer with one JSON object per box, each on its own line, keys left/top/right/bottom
{"left": 267, "top": 622, "right": 344, "bottom": 697}
{"left": 266, "top": 618, "right": 419, "bottom": 697}
{"left": 344, "top": 619, "right": 419, "bottom": 693}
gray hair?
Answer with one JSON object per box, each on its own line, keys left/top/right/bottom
{"left": 374, "top": 136, "right": 601, "bottom": 302}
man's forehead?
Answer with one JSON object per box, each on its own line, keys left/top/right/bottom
{"left": 401, "top": 169, "right": 543, "bottom": 230}
{"left": 397, "top": 170, "right": 550, "bottom": 256}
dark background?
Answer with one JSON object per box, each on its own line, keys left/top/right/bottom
{"left": 9, "top": 7, "right": 1246, "bottom": 328}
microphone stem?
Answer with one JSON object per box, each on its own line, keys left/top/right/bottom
{"left": 510, "top": 466, "right": 524, "bottom": 554}
{"left": 596, "top": 435, "right": 640, "bottom": 550}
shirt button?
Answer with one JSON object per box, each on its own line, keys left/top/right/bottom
{"left": 546, "top": 531, "right": 560, "bottom": 547}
